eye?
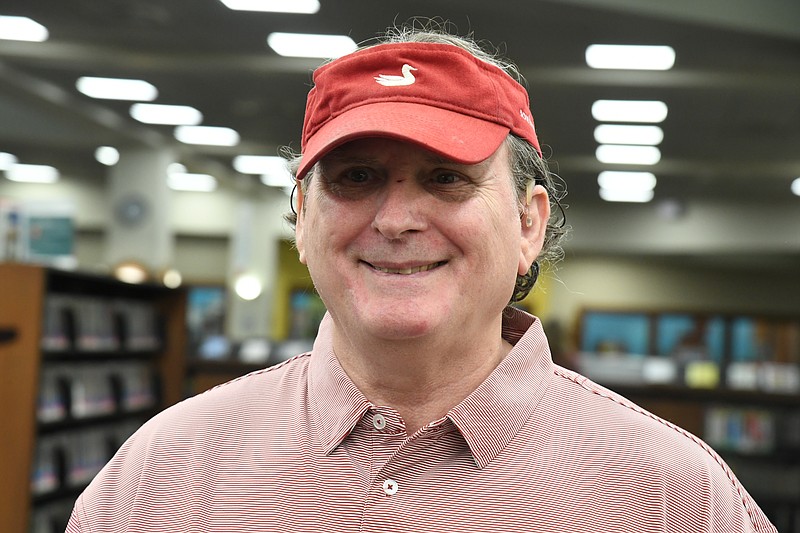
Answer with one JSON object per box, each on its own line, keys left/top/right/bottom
{"left": 344, "top": 167, "right": 373, "bottom": 184}
{"left": 433, "top": 172, "right": 461, "bottom": 185}
{"left": 424, "top": 168, "right": 478, "bottom": 202}
{"left": 319, "top": 165, "right": 383, "bottom": 200}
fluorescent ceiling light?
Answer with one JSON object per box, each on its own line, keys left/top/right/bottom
{"left": 792, "top": 177, "right": 800, "bottom": 197}
{"left": 168, "top": 162, "right": 188, "bottom": 174}
{"left": 232, "top": 155, "right": 293, "bottom": 187}
{"left": 0, "top": 152, "right": 18, "bottom": 170}
{"left": 167, "top": 172, "right": 218, "bottom": 192}
{"left": 0, "top": 16, "right": 48, "bottom": 42}
{"left": 598, "top": 170, "right": 656, "bottom": 203}
{"left": 594, "top": 124, "right": 663, "bottom": 146}
{"left": 174, "top": 125, "right": 240, "bottom": 146}
{"left": 592, "top": 100, "right": 668, "bottom": 123}
{"left": 599, "top": 188, "right": 654, "bottom": 203}
{"left": 233, "top": 155, "right": 285, "bottom": 174}
{"left": 596, "top": 145, "right": 661, "bottom": 165}
{"left": 95, "top": 146, "right": 120, "bottom": 166}
{"left": 76, "top": 76, "right": 158, "bottom": 101}
{"left": 586, "top": 44, "right": 675, "bottom": 70}
{"left": 598, "top": 171, "right": 657, "bottom": 192}
{"left": 130, "top": 103, "right": 203, "bottom": 125}
{"left": 218, "top": 0, "right": 320, "bottom": 13}
{"left": 7, "top": 164, "right": 60, "bottom": 183}
{"left": 260, "top": 172, "right": 293, "bottom": 188}
{"left": 267, "top": 32, "right": 357, "bottom": 59}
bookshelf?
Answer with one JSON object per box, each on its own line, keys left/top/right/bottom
{"left": 0, "top": 263, "right": 187, "bottom": 533}
{"left": 574, "top": 307, "right": 800, "bottom": 531}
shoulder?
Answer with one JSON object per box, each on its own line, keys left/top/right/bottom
{"left": 70, "top": 354, "right": 316, "bottom": 528}
{"left": 134, "top": 353, "right": 312, "bottom": 444}
{"left": 191, "top": 352, "right": 312, "bottom": 405}
{"left": 541, "top": 365, "right": 776, "bottom": 529}
{"left": 78, "top": 354, "right": 313, "bottom": 496}
{"left": 547, "top": 364, "right": 720, "bottom": 457}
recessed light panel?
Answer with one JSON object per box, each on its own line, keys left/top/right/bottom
{"left": 598, "top": 171, "right": 657, "bottom": 192}
{"left": 586, "top": 44, "right": 675, "bottom": 70}
{"left": 596, "top": 145, "right": 661, "bottom": 165}
{"left": 218, "top": 0, "right": 320, "bottom": 13}
{"left": 599, "top": 188, "right": 655, "bottom": 203}
{"left": 7, "top": 164, "right": 60, "bottom": 183}
{"left": 232, "top": 155, "right": 285, "bottom": 174}
{"left": 267, "top": 32, "right": 357, "bottom": 59}
{"left": 594, "top": 124, "right": 663, "bottom": 146}
{"left": 0, "top": 15, "right": 48, "bottom": 42}
{"left": 130, "top": 103, "right": 203, "bottom": 125}
{"left": 592, "top": 100, "right": 668, "bottom": 123}
{"left": 0, "top": 152, "right": 18, "bottom": 170}
{"left": 76, "top": 77, "right": 158, "bottom": 101}
{"left": 95, "top": 146, "right": 120, "bottom": 166}
{"left": 167, "top": 172, "right": 218, "bottom": 192}
{"left": 174, "top": 125, "right": 240, "bottom": 146}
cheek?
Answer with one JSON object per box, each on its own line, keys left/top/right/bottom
{"left": 300, "top": 204, "right": 364, "bottom": 267}
{"left": 450, "top": 206, "right": 520, "bottom": 272}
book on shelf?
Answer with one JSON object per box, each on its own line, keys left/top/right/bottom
{"left": 578, "top": 309, "right": 800, "bottom": 393}
{"left": 704, "top": 406, "right": 777, "bottom": 455}
{"left": 115, "top": 299, "right": 162, "bottom": 352}
{"left": 40, "top": 294, "right": 164, "bottom": 354}
{"left": 38, "top": 363, "right": 158, "bottom": 422}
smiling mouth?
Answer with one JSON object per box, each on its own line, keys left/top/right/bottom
{"left": 366, "top": 261, "right": 447, "bottom": 275}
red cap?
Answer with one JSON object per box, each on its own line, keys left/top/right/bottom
{"left": 296, "top": 42, "right": 540, "bottom": 180}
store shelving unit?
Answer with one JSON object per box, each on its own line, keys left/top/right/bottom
{"left": 575, "top": 307, "right": 800, "bottom": 531}
{"left": 0, "top": 263, "right": 186, "bottom": 533}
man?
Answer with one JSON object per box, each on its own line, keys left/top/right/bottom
{"left": 67, "top": 26, "right": 776, "bottom": 532}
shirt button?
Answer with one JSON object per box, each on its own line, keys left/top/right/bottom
{"left": 383, "top": 478, "right": 399, "bottom": 496}
{"left": 372, "top": 413, "right": 386, "bottom": 430}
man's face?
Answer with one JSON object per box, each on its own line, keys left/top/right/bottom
{"left": 295, "top": 137, "right": 547, "bottom": 346}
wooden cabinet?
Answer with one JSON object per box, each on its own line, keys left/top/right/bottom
{"left": 0, "top": 263, "right": 186, "bottom": 533}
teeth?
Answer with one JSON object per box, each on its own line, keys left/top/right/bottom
{"left": 372, "top": 262, "right": 443, "bottom": 275}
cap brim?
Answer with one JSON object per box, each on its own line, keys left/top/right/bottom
{"left": 297, "top": 102, "right": 510, "bottom": 179}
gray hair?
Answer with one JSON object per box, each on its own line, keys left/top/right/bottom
{"left": 283, "top": 22, "right": 568, "bottom": 303}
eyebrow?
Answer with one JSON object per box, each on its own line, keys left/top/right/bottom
{"left": 321, "top": 152, "right": 380, "bottom": 166}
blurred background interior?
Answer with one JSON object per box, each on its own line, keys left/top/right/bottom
{"left": 0, "top": 0, "right": 799, "bottom": 531}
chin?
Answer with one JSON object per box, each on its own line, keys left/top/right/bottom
{"left": 361, "top": 307, "right": 445, "bottom": 340}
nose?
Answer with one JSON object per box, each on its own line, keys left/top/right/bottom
{"left": 371, "top": 179, "right": 429, "bottom": 240}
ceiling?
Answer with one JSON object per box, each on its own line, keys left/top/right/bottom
{"left": 0, "top": 0, "right": 799, "bottom": 209}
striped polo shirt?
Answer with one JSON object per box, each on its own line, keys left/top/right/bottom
{"left": 67, "top": 308, "right": 776, "bottom": 532}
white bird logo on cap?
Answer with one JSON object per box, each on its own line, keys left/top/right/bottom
{"left": 374, "top": 64, "right": 418, "bottom": 86}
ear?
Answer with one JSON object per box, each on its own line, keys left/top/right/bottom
{"left": 294, "top": 188, "right": 308, "bottom": 265}
{"left": 518, "top": 183, "right": 550, "bottom": 276}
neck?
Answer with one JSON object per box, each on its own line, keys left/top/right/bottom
{"left": 331, "top": 321, "right": 512, "bottom": 434}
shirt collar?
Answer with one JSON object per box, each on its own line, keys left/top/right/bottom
{"left": 308, "top": 308, "right": 553, "bottom": 467}
{"left": 447, "top": 307, "right": 553, "bottom": 468}
{"left": 308, "top": 313, "right": 373, "bottom": 454}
